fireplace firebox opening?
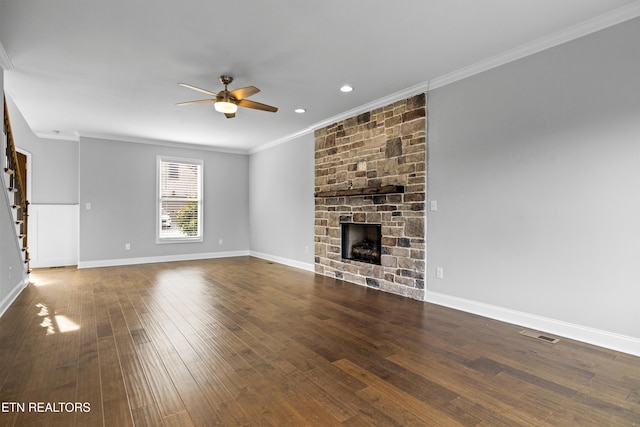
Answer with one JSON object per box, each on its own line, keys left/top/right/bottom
{"left": 341, "top": 223, "right": 382, "bottom": 265}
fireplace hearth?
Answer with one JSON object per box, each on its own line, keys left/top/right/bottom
{"left": 341, "top": 223, "right": 382, "bottom": 265}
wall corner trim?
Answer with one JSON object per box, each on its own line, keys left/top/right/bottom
{"left": 0, "top": 41, "right": 14, "bottom": 71}
{"left": 424, "top": 291, "right": 640, "bottom": 357}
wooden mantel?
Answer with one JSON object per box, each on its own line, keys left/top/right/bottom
{"left": 314, "top": 185, "right": 405, "bottom": 198}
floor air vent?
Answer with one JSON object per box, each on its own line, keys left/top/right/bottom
{"left": 519, "top": 330, "right": 560, "bottom": 344}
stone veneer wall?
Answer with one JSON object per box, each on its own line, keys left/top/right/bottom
{"left": 314, "top": 94, "right": 426, "bottom": 300}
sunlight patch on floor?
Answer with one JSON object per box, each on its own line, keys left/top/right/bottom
{"left": 29, "top": 272, "right": 52, "bottom": 287}
{"left": 35, "top": 303, "right": 80, "bottom": 334}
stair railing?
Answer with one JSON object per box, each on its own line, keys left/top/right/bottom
{"left": 3, "top": 97, "right": 30, "bottom": 272}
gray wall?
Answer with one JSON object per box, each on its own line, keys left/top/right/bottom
{"left": 427, "top": 18, "right": 640, "bottom": 338}
{"left": 79, "top": 137, "right": 250, "bottom": 263}
{"left": 249, "top": 133, "right": 315, "bottom": 268}
{"left": 6, "top": 96, "right": 78, "bottom": 204}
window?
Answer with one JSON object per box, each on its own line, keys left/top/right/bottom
{"left": 157, "top": 156, "right": 203, "bottom": 242}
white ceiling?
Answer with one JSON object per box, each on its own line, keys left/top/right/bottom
{"left": 1, "top": 0, "right": 639, "bottom": 153}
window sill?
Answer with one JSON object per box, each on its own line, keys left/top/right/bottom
{"left": 156, "top": 237, "right": 203, "bottom": 244}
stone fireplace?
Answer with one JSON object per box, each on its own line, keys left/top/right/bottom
{"left": 314, "top": 94, "right": 426, "bottom": 300}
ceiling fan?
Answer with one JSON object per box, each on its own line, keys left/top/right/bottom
{"left": 176, "top": 75, "right": 278, "bottom": 119}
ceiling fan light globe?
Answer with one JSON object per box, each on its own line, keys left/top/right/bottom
{"left": 214, "top": 101, "right": 238, "bottom": 114}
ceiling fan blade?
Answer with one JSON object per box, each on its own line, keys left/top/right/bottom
{"left": 178, "top": 83, "right": 218, "bottom": 97}
{"left": 237, "top": 99, "right": 278, "bottom": 113}
{"left": 175, "top": 99, "right": 216, "bottom": 106}
{"left": 224, "top": 112, "right": 236, "bottom": 119}
{"left": 229, "top": 86, "right": 260, "bottom": 100}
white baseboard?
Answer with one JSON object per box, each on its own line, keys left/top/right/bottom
{"left": 249, "top": 251, "right": 315, "bottom": 272}
{"left": 424, "top": 291, "right": 640, "bottom": 357}
{"left": 77, "top": 250, "right": 250, "bottom": 269}
{"left": 0, "top": 274, "right": 29, "bottom": 318}
{"left": 30, "top": 258, "right": 77, "bottom": 269}
{"left": 77, "top": 250, "right": 315, "bottom": 271}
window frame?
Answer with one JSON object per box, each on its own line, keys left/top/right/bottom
{"left": 156, "top": 155, "right": 204, "bottom": 244}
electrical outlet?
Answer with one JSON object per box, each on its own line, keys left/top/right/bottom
{"left": 85, "top": 202, "right": 92, "bottom": 210}
{"left": 430, "top": 200, "right": 438, "bottom": 211}
{"left": 125, "top": 243, "right": 131, "bottom": 251}
{"left": 305, "top": 246, "right": 309, "bottom": 253}
{"left": 436, "top": 267, "right": 444, "bottom": 279}
{"left": 218, "top": 239, "right": 223, "bottom": 245}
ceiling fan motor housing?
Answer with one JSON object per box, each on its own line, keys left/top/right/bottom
{"left": 220, "top": 75, "right": 233, "bottom": 86}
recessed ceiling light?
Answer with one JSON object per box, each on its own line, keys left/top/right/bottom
{"left": 294, "top": 108, "right": 306, "bottom": 114}
{"left": 340, "top": 85, "right": 353, "bottom": 93}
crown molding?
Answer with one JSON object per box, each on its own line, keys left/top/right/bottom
{"left": 34, "top": 130, "right": 80, "bottom": 142}
{"left": 32, "top": 128, "right": 249, "bottom": 155}
{"left": 250, "top": 80, "right": 429, "bottom": 154}
{"left": 77, "top": 132, "right": 248, "bottom": 155}
{"left": 430, "top": 1, "right": 640, "bottom": 90}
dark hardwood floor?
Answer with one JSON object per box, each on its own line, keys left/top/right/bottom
{"left": 0, "top": 257, "right": 638, "bottom": 426}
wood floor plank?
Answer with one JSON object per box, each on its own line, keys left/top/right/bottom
{"left": 161, "top": 410, "right": 195, "bottom": 427}
{"left": 333, "top": 358, "right": 463, "bottom": 426}
{"left": 386, "top": 350, "right": 557, "bottom": 425}
{"left": 97, "top": 334, "right": 134, "bottom": 427}
{"left": 185, "top": 360, "right": 254, "bottom": 426}
{"left": 134, "top": 341, "right": 186, "bottom": 418}
{"left": 74, "top": 297, "right": 104, "bottom": 427}
{"left": 107, "top": 302, "right": 158, "bottom": 412}
{"left": 282, "top": 393, "right": 343, "bottom": 426}
{"left": 159, "top": 350, "right": 223, "bottom": 426}
{"left": 130, "top": 405, "right": 165, "bottom": 427}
